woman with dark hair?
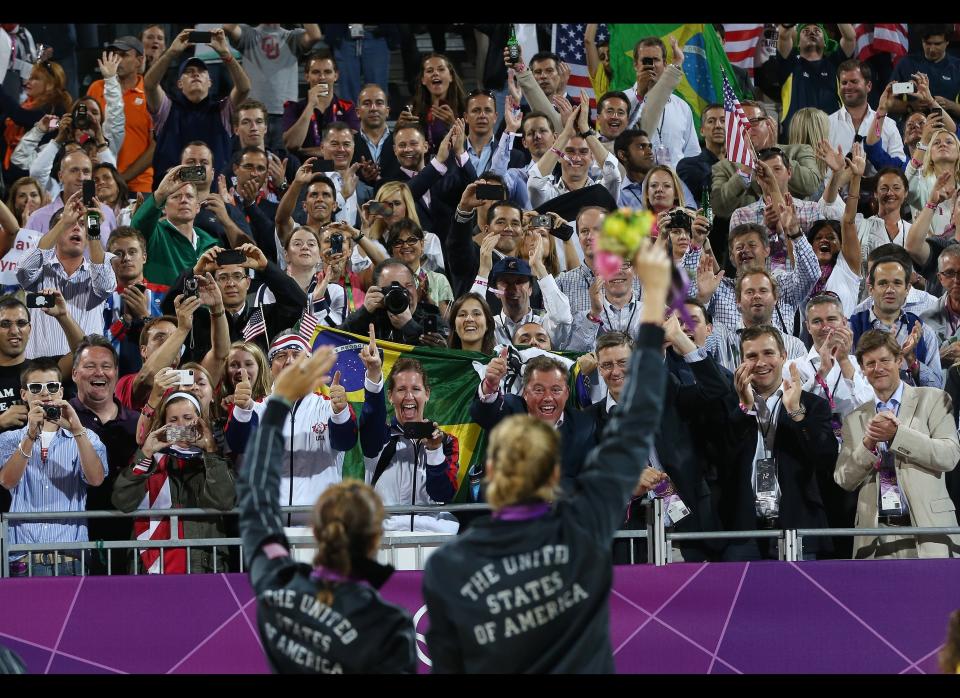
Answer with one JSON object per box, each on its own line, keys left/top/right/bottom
{"left": 398, "top": 53, "right": 468, "bottom": 151}
{"left": 93, "top": 162, "right": 132, "bottom": 223}
{"left": 448, "top": 292, "right": 496, "bottom": 354}
{"left": 237, "top": 347, "right": 416, "bottom": 673}
{"left": 422, "top": 241, "right": 670, "bottom": 673}
{"left": 113, "top": 390, "right": 236, "bottom": 574}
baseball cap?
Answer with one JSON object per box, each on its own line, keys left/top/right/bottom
{"left": 179, "top": 57, "right": 208, "bottom": 76}
{"left": 105, "top": 36, "right": 144, "bottom": 55}
{"left": 491, "top": 257, "right": 533, "bottom": 283}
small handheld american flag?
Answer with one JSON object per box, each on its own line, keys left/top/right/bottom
{"left": 721, "top": 70, "right": 755, "bottom": 182}
{"left": 298, "top": 307, "right": 318, "bottom": 344}
{"left": 242, "top": 307, "right": 266, "bottom": 341}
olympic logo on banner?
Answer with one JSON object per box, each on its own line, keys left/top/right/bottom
{"left": 413, "top": 605, "right": 432, "bottom": 667}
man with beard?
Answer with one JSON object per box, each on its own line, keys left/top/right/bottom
{"left": 614, "top": 129, "right": 695, "bottom": 210}
{"left": 828, "top": 60, "right": 905, "bottom": 178}
{"left": 773, "top": 23, "right": 856, "bottom": 135}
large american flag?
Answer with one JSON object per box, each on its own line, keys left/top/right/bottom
{"left": 854, "top": 24, "right": 908, "bottom": 64}
{"left": 552, "top": 23, "right": 608, "bottom": 112}
{"left": 722, "top": 71, "right": 755, "bottom": 176}
{"left": 722, "top": 24, "right": 764, "bottom": 77}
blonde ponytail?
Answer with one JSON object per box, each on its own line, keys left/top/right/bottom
{"left": 485, "top": 415, "right": 559, "bottom": 510}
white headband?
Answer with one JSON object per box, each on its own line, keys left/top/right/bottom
{"left": 163, "top": 391, "right": 202, "bottom": 414}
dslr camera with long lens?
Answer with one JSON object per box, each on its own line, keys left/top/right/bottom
{"left": 383, "top": 281, "right": 410, "bottom": 314}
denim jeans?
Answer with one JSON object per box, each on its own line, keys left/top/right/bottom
{"left": 9, "top": 554, "right": 83, "bottom": 577}
{"left": 334, "top": 37, "right": 391, "bottom": 103}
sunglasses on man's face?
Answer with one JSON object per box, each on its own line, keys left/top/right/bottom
{"left": 26, "top": 381, "right": 61, "bottom": 394}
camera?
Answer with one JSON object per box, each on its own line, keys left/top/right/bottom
{"left": 383, "top": 281, "right": 411, "bottom": 315}
{"left": 165, "top": 424, "right": 199, "bottom": 443}
{"left": 74, "top": 103, "right": 90, "bottom": 130}
{"left": 176, "top": 369, "right": 195, "bottom": 386}
{"left": 667, "top": 209, "right": 693, "bottom": 232}
{"left": 329, "top": 232, "right": 344, "bottom": 255}
{"left": 892, "top": 81, "right": 916, "bottom": 96}
{"left": 215, "top": 249, "right": 245, "bottom": 266}
{"left": 184, "top": 277, "right": 200, "bottom": 299}
{"left": 83, "top": 179, "right": 97, "bottom": 207}
{"left": 423, "top": 315, "right": 438, "bottom": 334}
{"left": 43, "top": 405, "right": 61, "bottom": 421}
{"left": 642, "top": 56, "right": 655, "bottom": 67}
{"left": 530, "top": 214, "right": 552, "bottom": 229}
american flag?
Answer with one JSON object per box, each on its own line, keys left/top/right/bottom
{"left": 722, "top": 70, "right": 755, "bottom": 176}
{"left": 722, "top": 24, "right": 764, "bottom": 77}
{"left": 552, "top": 23, "right": 608, "bottom": 113}
{"left": 242, "top": 307, "right": 266, "bottom": 341}
{"left": 298, "top": 307, "right": 318, "bottom": 344}
{"left": 854, "top": 24, "right": 908, "bottom": 65}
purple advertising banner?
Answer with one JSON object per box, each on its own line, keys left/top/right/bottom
{"left": 0, "top": 560, "right": 955, "bottom": 674}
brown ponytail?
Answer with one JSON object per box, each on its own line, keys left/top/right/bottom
{"left": 311, "top": 481, "right": 384, "bottom": 603}
{"left": 485, "top": 415, "right": 559, "bottom": 510}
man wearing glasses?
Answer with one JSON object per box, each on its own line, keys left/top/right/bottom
{"left": 711, "top": 100, "right": 823, "bottom": 220}
{"left": 921, "top": 246, "right": 960, "bottom": 367}
{"left": 0, "top": 360, "right": 107, "bottom": 576}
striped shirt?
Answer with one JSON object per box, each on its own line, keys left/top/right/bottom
{"left": 706, "top": 233, "right": 820, "bottom": 337}
{"left": 557, "top": 263, "right": 642, "bottom": 317}
{"left": 0, "top": 426, "right": 108, "bottom": 559}
{"left": 16, "top": 247, "right": 117, "bottom": 359}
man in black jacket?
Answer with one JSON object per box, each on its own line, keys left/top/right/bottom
{"left": 472, "top": 353, "right": 597, "bottom": 489}
{"left": 722, "top": 324, "right": 838, "bottom": 560}
{"left": 341, "top": 259, "right": 446, "bottom": 346}
{"left": 161, "top": 243, "right": 307, "bottom": 362}
{"left": 353, "top": 84, "right": 401, "bottom": 185}
{"left": 587, "top": 322, "right": 731, "bottom": 563}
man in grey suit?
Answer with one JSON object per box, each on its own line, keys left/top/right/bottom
{"left": 835, "top": 329, "right": 960, "bottom": 559}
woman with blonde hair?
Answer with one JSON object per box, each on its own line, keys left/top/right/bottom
{"left": 220, "top": 340, "right": 272, "bottom": 410}
{"left": 4, "top": 176, "right": 48, "bottom": 228}
{"left": 354, "top": 181, "right": 445, "bottom": 278}
{"left": 905, "top": 117, "right": 960, "bottom": 237}
{"left": 422, "top": 241, "right": 671, "bottom": 673}
{"left": 238, "top": 347, "right": 416, "bottom": 673}
{"left": 788, "top": 107, "right": 831, "bottom": 182}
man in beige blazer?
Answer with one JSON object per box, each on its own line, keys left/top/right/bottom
{"left": 836, "top": 329, "right": 960, "bottom": 559}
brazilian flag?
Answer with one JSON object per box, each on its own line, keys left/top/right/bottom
{"left": 608, "top": 24, "right": 744, "bottom": 130}
{"left": 308, "top": 326, "right": 490, "bottom": 503}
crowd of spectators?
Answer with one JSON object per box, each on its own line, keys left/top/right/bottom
{"left": 1, "top": 22, "right": 960, "bottom": 577}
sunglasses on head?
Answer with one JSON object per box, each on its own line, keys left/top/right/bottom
{"left": 26, "top": 381, "right": 61, "bottom": 394}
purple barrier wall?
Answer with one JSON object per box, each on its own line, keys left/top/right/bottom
{"left": 0, "top": 560, "right": 955, "bottom": 674}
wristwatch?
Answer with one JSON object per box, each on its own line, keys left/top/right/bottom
{"left": 787, "top": 229, "right": 804, "bottom": 241}
{"left": 787, "top": 405, "right": 806, "bottom": 419}
{"left": 579, "top": 128, "right": 597, "bottom": 139}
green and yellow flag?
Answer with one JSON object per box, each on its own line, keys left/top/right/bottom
{"left": 309, "top": 326, "right": 489, "bottom": 503}
{"left": 608, "top": 23, "right": 745, "bottom": 129}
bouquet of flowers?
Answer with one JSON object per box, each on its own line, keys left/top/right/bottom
{"left": 598, "top": 207, "right": 693, "bottom": 324}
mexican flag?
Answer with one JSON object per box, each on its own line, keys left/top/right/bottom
{"left": 309, "top": 326, "right": 489, "bottom": 503}
{"left": 608, "top": 23, "right": 745, "bottom": 130}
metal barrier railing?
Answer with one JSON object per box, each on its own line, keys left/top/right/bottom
{"left": 2, "top": 499, "right": 959, "bottom": 576}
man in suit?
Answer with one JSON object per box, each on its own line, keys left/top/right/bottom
{"left": 353, "top": 84, "right": 401, "bottom": 185}
{"left": 835, "top": 329, "right": 960, "bottom": 559}
{"left": 588, "top": 321, "right": 730, "bottom": 562}
{"left": 472, "top": 353, "right": 596, "bottom": 489}
{"left": 724, "top": 324, "right": 839, "bottom": 560}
